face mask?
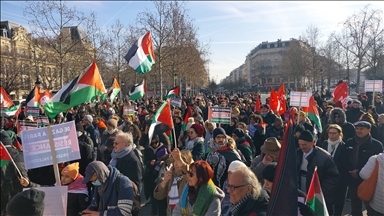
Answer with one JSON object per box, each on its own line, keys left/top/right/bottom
{"left": 92, "top": 180, "right": 102, "bottom": 186}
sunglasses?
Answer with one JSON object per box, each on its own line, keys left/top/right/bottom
{"left": 187, "top": 170, "right": 195, "bottom": 178}
{"left": 151, "top": 142, "right": 158, "bottom": 145}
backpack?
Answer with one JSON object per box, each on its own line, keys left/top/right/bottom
{"left": 115, "top": 173, "right": 141, "bottom": 213}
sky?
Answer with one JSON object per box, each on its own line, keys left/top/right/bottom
{"left": 1, "top": 1, "right": 383, "bottom": 83}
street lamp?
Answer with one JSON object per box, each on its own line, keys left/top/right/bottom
{"left": 121, "top": 80, "right": 125, "bottom": 101}
{"left": 320, "top": 68, "right": 324, "bottom": 94}
{"left": 31, "top": 49, "right": 41, "bottom": 89}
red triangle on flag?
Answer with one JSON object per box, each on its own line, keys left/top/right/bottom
{"left": 0, "top": 86, "right": 14, "bottom": 108}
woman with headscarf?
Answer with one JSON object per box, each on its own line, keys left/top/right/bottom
{"left": 184, "top": 124, "right": 205, "bottom": 161}
{"left": 81, "top": 161, "right": 134, "bottom": 216}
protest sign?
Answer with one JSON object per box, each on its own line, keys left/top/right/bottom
{"left": 208, "top": 107, "right": 231, "bottom": 124}
{"left": 26, "top": 107, "right": 40, "bottom": 117}
{"left": 364, "top": 80, "right": 383, "bottom": 92}
{"left": 123, "top": 105, "right": 135, "bottom": 115}
{"left": 289, "top": 91, "right": 311, "bottom": 107}
{"left": 24, "top": 186, "right": 68, "bottom": 216}
{"left": 36, "top": 116, "right": 50, "bottom": 127}
{"left": 170, "top": 98, "right": 182, "bottom": 108}
{"left": 21, "top": 121, "right": 80, "bottom": 170}
{"left": 17, "top": 121, "right": 38, "bottom": 133}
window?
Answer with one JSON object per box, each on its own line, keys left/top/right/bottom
{"left": 282, "top": 42, "right": 285, "bottom": 47}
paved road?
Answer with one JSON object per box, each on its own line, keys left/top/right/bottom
{"left": 139, "top": 198, "right": 367, "bottom": 216}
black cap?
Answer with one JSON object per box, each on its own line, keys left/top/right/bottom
{"left": 354, "top": 121, "right": 371, "bottom": 129}
{"left": 6, "top": 188, "right": 45, "bottom": 216}
{"left": 298, "top": 130, "right": 314, "bottom": 142}
{"left": 294, "top": 125, "right": 305, "bottom": 133}
{"left": 262, "top": 162, "right": 277, "bottom": 182}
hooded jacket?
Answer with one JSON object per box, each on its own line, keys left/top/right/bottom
{"left": 329, "top": 108, "right": 356, "bottom": 142}
{"left": 87, "top": 166, "right": 134, "bottom": 216}
{"left": 346, "top": 106, "right": 364, "bottom": 124}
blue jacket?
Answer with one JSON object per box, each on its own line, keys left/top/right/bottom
{"left": 88, "top": 166, "right": 134, "bottom": 216}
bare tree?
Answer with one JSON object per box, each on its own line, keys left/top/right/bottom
{"left": 23, "top": 0, "right": 88, "bottom": 88}
{"left": 334, "top": 5, "right": 384, "bottom": 92}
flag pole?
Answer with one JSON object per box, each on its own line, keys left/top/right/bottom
{"left": 168, "top": 99, "right": 177, "bottom": 150}
{"left": 1, "top": 142, "right": 23, "bottom": 178}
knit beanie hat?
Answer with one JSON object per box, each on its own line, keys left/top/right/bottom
{"left": 298, "top": 130, "right": 314, "bottom": 142}
{"left": 213, "top": 127, "right": 226, "bottom": 139}
{"left": 232, "top": 128, "right": 245, "bottom": 138}
{"left": 6, "top": 188, "right": 45, "bottom": 216}
{"left": 61, "top": 162, "right": 80, "bottom": 180}
{"left": 262, "top": 162, "right": 277, "bottom": 182}
{"left": 190, "top": 124, "right": 204, "bottom": 137}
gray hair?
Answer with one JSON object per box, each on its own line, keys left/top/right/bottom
{"left": 116, "top": 132, "right": 133, "bottom": 146}
{"left": 232, "top": 166, "right": 262, "bottom": 199}
{"left": 379, "top": 114, "right": 384, "bottom": 119}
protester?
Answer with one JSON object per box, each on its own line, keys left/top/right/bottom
{"left": 82, "top": 161, "right": 134, "bottom": 216}
{"left": 206, "top": 127, "right": 242, "bottom": 188}
{"left": 329, "top": 107, "right": 356, "bottom": 142}
{"left": 231, "top": 128, "right": 253, "bottom": 166}
{"left": 154, "top": 148, "right": 193, "bottom": 215}
{"left": 82, "top": 114, "right": 100, "bottom": 148}
{"left": 345, "top": 121, "right": 383, "bottom": 216}
{"left": 346, "top": 100, "right": 364, "bottom": 124}
{"left": 248, "top": 114, "right": 266, "bottom": 156}
{"left": 359, "top": 153, "right": 384, "bottom": 215}
{"left": 296, "top": 130, "right": 339, "bottom": 214}
{"left": 260, "top": 104, "right": 277, "bottom": 127}
{"left": 378, "top": 114, "right": 384, "bottom": 144}
{"left": 173, "top": 160, "right": 225, "bottom": 216}
{"left": 226, "top": 166, "right": 269, "bottom": 216}
{"left": 184, "top": 124, "right": 205, "bottom": 160}
{"left": 204, "top": 120, "right": 216, "bottom": 152}
{"left": 6, "top": 188, "right": 45, "bottom": 216}
{"left": 374, "top": 95, "right": 384, "bottom": 114}
{"left": 264, "top": 117, "right": 284, "bottom": 141}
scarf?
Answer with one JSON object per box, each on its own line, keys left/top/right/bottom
{"left": 185, "top": 137, "right": 204, "bottom": 151}
{"left": 229, "top": 193, "right": 251, "bottom": 215}
{"left": 209, "top": 139, "right": 229, "bottom": 152}
{"left": 110, "top": 146, "right": 132, "bottom": 167}
{"left": 107, "top": 128, "right": 117, "bottom": 135}
{"left": 180, "top": 179, "right": 217, "bottom": 216}
{"left": 64, "top": 174, "right": 88, "bottom": 195}
{"left": 150, "top": 143, "right": 164, "bottom": 155}
{"left": 351, "top": 134, "right": 371, "bottom": 167}
{"left": 327, "top": 138, "right": 341, "bottom": 157}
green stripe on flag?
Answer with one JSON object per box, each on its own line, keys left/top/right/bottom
{"left": 0, "top": 160, "right": 10, "bottom": 167}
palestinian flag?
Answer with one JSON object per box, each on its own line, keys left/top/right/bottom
{"left": 267, "top": 108, "right": 298, "bottom": 216}
{"left": 0, "top": 141, "right": 12, "bottom": 167}
{"left": 44, "top": 62, "right": 106, "bottom": 118}
{"left": 124, "top": 31, "right": 155, "bottom": 74}
{"left": 148, "top": 100, "right": 174, "bottom": 143}
{"left": 108, "top": 77, "right": 121, "bottom": 103}
{"left": 182, "top": 106, "right": 193, "bottom": 131}
{"left": 0, "top": 86, "right": 14, "bottom": 108}
{"left": 306, "top": 167, "right": 329, "bottom": 216}
{"left": 26, "top": 84, "right": 41, "bottom": 107}
{"left": 39, "top": 89, "right": 52, "bottom": 106}
{"left": 129, "top": 80, "right": 145, "bottom": 100}
{"left": 1, "top": 104, "right": 20, "bottom": 117}
{"left": 303, "top": 96, "right": 323, "bottom": 133}
{"left": 166, "top": 86, "right": 179, "bottom": 99}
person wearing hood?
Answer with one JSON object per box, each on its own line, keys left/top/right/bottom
{"left": 374, "top": 95, "right": 384, "bottom": 114}
{"left": 184, "top": 124, "right": 205, "bottom": 160}
{"left": 81, "top": 161, "right": 134, "bottom": 216}
{"left": 329, "top": 107, "right": 356, "bottom": 142}
{"left": 226, "top": 166, "right": 269, "bottom": 216}
{"left": 205, "top": 127, "right": 242, "bottom": 188}
{"left": 20, "top": 162, "right": 89, "bottom": 216}
{"left": 82, "top": 115, "right": 100, "bottom": 149}
{"left": 74, "top": 123, "right": 93, "bottom": 176}
{"left": 100, "top": 119, "right": 121, "bottom": 158}
{"left": 231, "top": 128, "right": 253, "bottom": 166}
{"left": 317, "top": 124, "right": 348, "bottom": 216}
{"left": 173, "top": 160, "right": 225, "bottom": 216}
{"left": 204, "top": 120, "right": 216, "bottom": 152}
{"left": 346, "top": 100, "right": 365, "bottom": 124}
{"left": 109, "top": 132, "right": 143, "bottom": 216}
{"left": 238, "top": 110, "right": 249, "bottom": 125}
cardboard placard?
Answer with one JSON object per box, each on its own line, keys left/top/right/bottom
{"left": 24, "top": 186, "right": 68, "bottom": 216}
{"left": 21, "top": 121, "right": 80, "bottom": 169}
{"left": 364, "top": 80, "right": 382, "bottom": 92}
{"left": 17, "top": 121, "right": 38, "bottom": 133}
{"left": 208, "top": 107, "right": 231, "bottom": 124}
{"left": 26, "top": 107, "right": 40, "bottom": 117}
{"left": 289, "top": 91, "right": 311, "bottom": 107}
{"left": 36, "top": 116, "right": 50, "bottom": 127}
{"left": 123, "top": 105, "right": 135, "bottom": 115}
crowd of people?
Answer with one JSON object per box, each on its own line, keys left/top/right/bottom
{"left": 1, "top": 90, "right": 383, "bottom": 216}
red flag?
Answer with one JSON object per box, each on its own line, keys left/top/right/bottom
{"left": 13, "top": 139, "right": 22, "bottom": 152}
{"left": 269, "top": 88, "right": 278, "bottom": 111}
{"left": 14, "top": 105, "right": 22, "bottom": 119}
{"left": 0, "top": 86, "right": 14, "bottom": 108}
{"left": 255, "top": 95, "right": 261, "bottom": 112}
{"left": 276, "top": 83, "right": 287, "bottom": 115}
{"left": 40, "top": 89, "right": 52, "bottom": 106}
{"left": 0, "top": 142, "right": 13, "bottom": 167}
{"left": 333, "top": 82, "right": 348, "bottom": 109}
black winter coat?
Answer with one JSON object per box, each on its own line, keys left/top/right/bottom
{"left": 229, "top": 189, "right": 269, "bottom": 216}
{"left": 67, "top": 192, "right": 89, "bottom": 216}
{"left": 296, "top": 147, "right": 339, "bottom": 205}
{"left": 115, "top": 150, "right": 143, "bottom": 189}
{"left": 346, "top": 108, "right": 364, "bottom": 124}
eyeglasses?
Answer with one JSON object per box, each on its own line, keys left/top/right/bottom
{"left": 226, "top": 184, "right": 248, "bottom": 191}
{"left": 187, "top": 171, "right": 195, "bottom": 178}
{"left": 113, "top": 142, "right": 119, "bottom": 145}
{"left": 334, "top": 115, "right": 340, "bottom": 118}
{"left": 215, "top": 135, "right": 226, "bottom": 139}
